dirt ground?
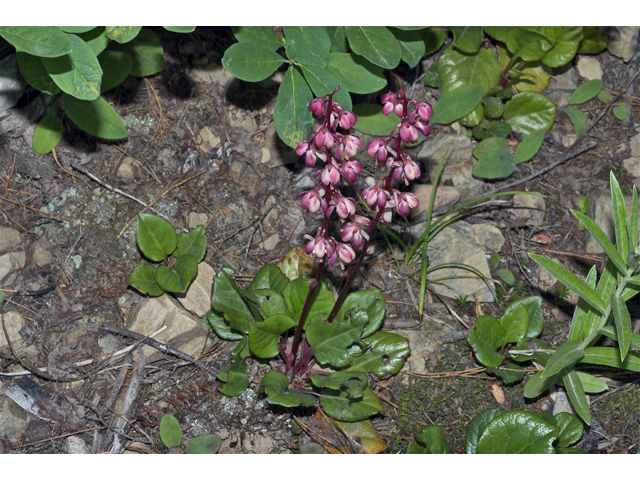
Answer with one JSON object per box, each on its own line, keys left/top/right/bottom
{"left": 0, "top": 27, "right": 639, "bottom": 454}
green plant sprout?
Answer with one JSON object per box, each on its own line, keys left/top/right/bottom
{"left": 159, "top": 414, "right": 222, "bottom": 454}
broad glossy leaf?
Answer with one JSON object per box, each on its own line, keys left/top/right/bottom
{"left": 437, "top": 46, "right": 502, "bottom": 96}
{"left": 430, "top": 84, "right": 484, "bottom": 125}
{"left": 465, "top": 408, "right": 502, "bottom": 454}
{"left": 0, "top": 26, "right": 72, "bottom": 57}
{"left": 326, "top": 53, "right": 386, "bottom": 94}
{"left": 499, "top": 304, "right": 529, "bottom": 347}
{"left": 506, "top": 27, "right": 554, "bottom": 62}
{"left": 232, "top": 26, "right": 283, "bottom": 49}
{"left": 541, "top": 340, "right": 584, "bottom": 378}
{"left": 450, "top": 26, "right": 483, "bottom": 54}
{"left": 127, "top": 263, "right": 163, "bottom": 296}
{"left": 476, "top": 410, "right": 558, "bottom": 454}
{"left": 249, "top": 314, "right": 295, "bottom": 358}
{"left": 76, "top": 27, "right": 109, "bottom": 56}
{"left": 63, "top": 94, "right": 128, "bottom": 139}
{"left": 105, "top": 26, "right": 141, "bottom": 43}
{"left": 412, "top": 426, "right": 452, "bottom": 454}
{"left": 16, "top": 53, "right": 60, "bottom": 95}
{"left": 309, "top": 371, "right": 367, "bottom": 399}
{"left": 345, "top": 26, "right": 401, "bottom": 69}
{"left": 578, "top": 27, "right": 608, "bottom": 54}
{"left": 33, "top": 105, "right": 63, "bottom": 155}
{"left": 529, "top": 253, "right": 605, "bottom": 314}
{"left": 539, "top": 27, "right": 583, "bottom": 68}
{"left": 571, "top": 210, "right": 626, "bottom": 274}
{"left": 421, "top": 27, "right": 447, "bottom": 56}
{"left": 467, "top": 315, "right": 504, "bottom": 368}
{"left": 274, "top": 66, "right": 313, "bottom": 148}
{"left": 336, "top": 289, "right": 386, "bottom": 338}
{"left": 524, "top": 370, "right": 558, "bottom": 398}
{"left": 248, "top": 264, "right": 290, "bottom": 294}
{"left": 564, "top": 106, "right": 589, "bottom": 137}
{"left": 583, "top": 347, "right": 640, "bottom": 372}
{"left": 611, "top": 292, "right": 632, "bottom": 361}
{"left": 503, "top": 295, "right": 544, "bottom": 338}
{"left": 514, "top": 130, "right": 544, "bottom": 165}
{"left": 326, "top": 27, "right": 348, "bottom": 53}
{"left": 211, "top": 267, "right": 254, "bottom": 335}
{"left": 42, "top": 34, "right": 102, "bottom": 100}
{"left": 204, "top": 310, "right": 243, "bottom": 341}
{"left": 610, "top": 172, "right": 630, "bottom": 260}
{"left": 222, "top": 42, "right": 284, "bottom": 82}
{"left": 298, "top": 64, "right": 351, "bottom": 110}
{"left": 60, "top": 27, "right": 96, "bottom": 34}
{"left": 306, "top": 311, "right": 369, "bottom": 368}
{"left": 283, "top": 276, "right": 335, "bottom": 327}
{"left": 562, "top": 369, "right": 591, "bottom": 425}
{"left": 122, "top": 28, "right": 165, "bottom": 77}
{"left": 283, "top": 26, "right": 330, "bottom": 69}
{"left": 553, "top": 412, "right": 584, "bottom": 448}
{"left": 570, "top": 79, "right": 603, "bottom": 105}
{"left": 98, "top": 48, "right": 132, "bottom": 92}
{"left": 175, "top": 225, "right": 206, "bottom": 262}
{"left": 472, "top": 136, "right": 515, "bottom": 180}
{"left": 260, "top": 370, "right": 316, "bottom": 407}
{"left": 483, "top": 96, "right": 504, "bottom": 119}
{"left": 217, "top": 354, "right": 250, "bottom": 397}
{"left": 185, "top": 435, "right": 222, "bottom": 454}
{"left": 503, "top": 92, "right": 556, "bottom": 135}
{"left": 244, "top": 289, "right": 287, "bottom": 318}
{"left": 496, "top": 44, "right": 550, "bottom": 93}
{"left": 155, "top": 254, "right": 198, "bottom": 293}
{"left": 390, "top": 28, "right": 427, "bottom": 68}
{"left": 346, "top": 331, "right": 409, "bottom": 375}
{"left": 352, "top": 103, "right": 400, "bottom": 135}
{"left": 483, "top": 27, "right": 511, "bottom": 43}
{"left": 159, "top": 414, "right": 182, "bottom": 448}
{"left": 319, "top": 386, "right": 383, "bottom": 422}
{"left": 135, "top": 213, "right": 177, "bottom": 262}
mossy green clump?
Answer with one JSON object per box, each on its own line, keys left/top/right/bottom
{"left": 591, "top": 384, "right": 640, "bottom": 441}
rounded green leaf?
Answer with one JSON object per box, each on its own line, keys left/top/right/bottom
{"left": 539, "top": 26, "right": 583, "bottom": 68}
{"left": 283, "top": 276, "right": 335, "bottom": 327}
{"left": 283, "top": 26, "right": 330, "bottom": 69}
{"left": 211, "top": 268, "right": 254, "bottom": 335}
{"left": 352, "top": 103, "right": 400, "bottom": 136}
{"left": 467, "top": 315, "right": 504, "bottom": 368}
{"left": 570, "top": 79, "right": 603, "bottom": 105}
{"left": 16, "top": 53, "right": 60, "bottom": 95}
{"left": 62, "top": 94, "right": 128, "bottom": 139}
{"left": 42, "top": 33, "right": 102, "bottom": 100}
{"left": 155, "top": 254, "right": 198, "bottom": 293}
{"left": 273, "top": 66, "right": 313, "bottom": 148}
{"left": 514, "top": 130, "right": 544, "bottom": 165}
{"left": 248, "top": 264, "right": 290, "bottom": 295}
{"left": 613, "top": 105, "right": 627, "bottom": 120}
{"left": 175, "top": 225, "right": 206, "bottom": 263}
{"left": 497, "top": 268, "right": 515, "bottom": 286}
{"left": 319, "top": 386, "right": 383, "bottom": 422}
{"left": 503, "top": 92, "right": 556, "bottom": 135}
{"left": 499, "top": 303, "right": 529, "bottom": 346}
{"left": 471, "top": 136, "right": 515, "bottom": 180}
{"left": 345, "top": 26, "right": 401, "bottom": 69}
{"left": 476, "top": 411, "right": 558, "bottom": 453}
{"left": 231, "top": 26, "right": 283, "bottom": 50}
{"left": 159, "top": 414, "right": 182, "bottom": 448}
{"left": 412, "top": 425, "right": 452, "bottom": 454}
{"left": 98, "top": 48, "right": 132, "bottom": 92}
{"left": 430, "top": 84, "right": 485, "bottom": 125}
{"left": 506, "top": 27, "right": 555, "bottom": 62}
{"left": 390, "top": 28, "right": 427, "bottom": 68}
{"left": 300, "top": 443, "right": 324, "bottom": 454}
{"left": 127, "top": 263, "right": 163, "bottom": 296}
{"left": 575, "top": 371, "right": 608, "bottom": 394}
{"left": 299, "top": 64, "right": 351, "bottom": 110}
{"left": 260, "top": 370, "right": 316, "bottom": 407}
{"left": 450, "top": 26, "right": 483, "bottom": 54}
{"left": 346, "top": 331, "right": 409, "bottom": 375}
{"left": 437, "top": 46, "right": 502, "bottom": 96}
{"left": 554, "top": 412, "right": 584, "bottom": 448}
{"left": 306, "top": 311, "right": 369, "bottom": 368}
{"left": 248, "top": 314, "right": 295, "bottom": 358}
{"left": 0, "top": 26, "right": 72, "bottom": 57}
{"left": 597, "top": 89, "right": 613, "bottom": 103}
{"left": 164, "top": 27, "right": 196, "bottom": 34}
{"left": 483, "top": 96, "right": 504, "bottom": 119}
{"left": 76, "top": 27, "right": 110, "bottom": 56}
{"left": 578, "top": 27, "right": 608, "bottom": 54}
{"left": 185, "top": 435, "right": 221, "bottom": 454}
{"left": 503, "top": 295, "right": 544, "bottom": 338}
{"left": 204, "top": 311, "right": 243, "bottom": 341}
{"left": 336, "top": 289, "right": 386, "bottom": 338}
{"left": 33, "top": 105, "right": 63, "bottom": 155}
{"left": 222, "top": 42, "right": 285, "bottom": 82}
{"left": 465, "top": 408, "right": 501, "bottom": 454}
{"left": 217, "top": 355, "right": 250, "bottom": 397}
{"left": 483, "top": 27, "right": 511, "bottom": 43}
{"left": 105, "top": 26, "right": 141, "bottom": 44}
{"left": 121, "top": 28, "right": 164, "bottom": 77}
{"left": 565, "top": 106, "right": 589, "bottom": 137}
{"left": 135, "top": 213, "right": 178, "bottom": 262}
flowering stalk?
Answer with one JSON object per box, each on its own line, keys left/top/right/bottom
{"left": 288, "top": 86, "right": 432, "bottom": 377}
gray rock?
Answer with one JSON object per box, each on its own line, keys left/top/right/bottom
{"left": 0, "top": 251, "right": 25, "bottom": 286}
{"left": 512, "top": 194, "right": 546, "bottom": 226}
{"left": 576, "top": 56, "right": 603, "bottom": 81}
{"left": 470, "top": 223, "right": 505, "bottom": 253}
{"left": 197, "top": 126, "right": 221, "bottom": 153}
{"left": 544, "top": 67, "right": 578, "bottom": 108}
{"left": 0, "top": 55, "right": 27, "bottom": 117}
{"left": 188, "top": 212, "right": 209, "bottom": 229}
{"left": 98, "top": 334, "right": 120, "bottom": 354}
{"left": 410, "top": 220, "right": 495, "bottom": 302}
{"left": 0, "top": 396, "right": 29, "bottom": 442}
{"left": 397, "top": 320, "right": 454, "bottom": 376}
{"left": 126, "top": 294, "right": 210, "bottom": 362}
{"left": 410, "top": 184, "right": 460, "bottom": 219}
{"left": 586, "top": 191, "right": 640, "bottom": 254}
{"left": 0, "top": 227, "right": 21, "bottom": 253}
{"left": 605, "top": 27, "right": 640, "bottom": 62}
{"left": 65, "top": 435, "right": 89, "bottom": 454}
{"left": 32, "top": 237, "right": 55, "bottom": 266}
{"left": 174, "top": 262, "right": 216, "bottom": 318}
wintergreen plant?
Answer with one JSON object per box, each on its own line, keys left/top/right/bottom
{"left": 0, "top": 26, "right": 194, "bottom": 154}
{"left": 159, "top": 414, "right": 222, "bottom": 454}
{"left": 407, "top": 408, "right": 585, "bottom": 454}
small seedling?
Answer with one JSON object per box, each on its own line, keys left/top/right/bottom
{"left": 159, "top": 414, "right": 222, "bottom": 454}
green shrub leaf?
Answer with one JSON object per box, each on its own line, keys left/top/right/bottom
{"left": 155, "top": 254, "right": 197, "bottom": 293}
{"left": 98, "top": 48, "right": 132, "bottom": 92}
{"left": 174, "top": 225, "right": 206, "bottom": 262}
{"left": 120, "top": 28, "right": 165, "bottom": 77}
{"left": 467, "top": 315, "right": 504, "bottom": 368}
{"left": 437, "top": 46, "right": 502, "bottom": 96}
{"left": 514, "top": 130, "right": 544, "bottom": 165}
{"left": 570, "top": 79, "right": 603, "bottom": 105}
{"left": 105, "top": 27, "right": 141, "bottom": 43}
{"left": 499, "top": 304, "right": 529, "bottom": 346}
{"left": 336, "top": 289, "right": 386, "bottom": 338}
{"left": 163, "top": 27, "right": 196, "bottom": 34}
{"left": 578, "top": 27, "right": 608, "bottom": 54}
{"left": 231, "top": 26, "right": 283, "bottom": 50}
{"left": 613, "top": 104, "right": 627, "bottom": 120}
{"left": 284, "top": 26, "right": 330, "bottom": 69}
{"left": 503, "top": 92, "right": 556, "bottom": 135}
{"left": 33, "top": 105, "right": 63, "bottom": 155}
{"left": 248, "top": 314, "right": 295, "bottom": 358}
{"left": 476, "top": 410, "right": 558, "bottom": 453}
{"left": 248, "top": 264, "right": 290, "bottom": 295}
{"left": 274, "top": 66, "right": 313, "bottom": 148}
{"left": 564, "top": 106, "right": 589, "bottom": 137}
{"left": 217, "top": 354, "right": 250, "bottom": 397}
{"left": 283, "top": 276, "right": 335, "bottom": 328}
{"left": 185, "top": 435, "right": 221, "bottom": 454}
{"left": 412, "top": 425, "right": 452, "bottom": 454}
{"left": 553, "top": 412, "right": 584, "bottom": 448}
{"left": 0, "top": 26, "right": 72, "bottom": 57}
{"left": 63, "top": 94, "right": 128, "bottom": 139}
{"left": 306, "top": 311, "right": 369, "bottom": 368}
{"left": 298, "top": 64, "right": 351, "bottom": 110}
{"left": 16, "top": 53, "right": 60, "bottom": 95}
{"left": 390, "top": 28, "right": 427, "bottom": 68}
{"left": 503, "top": 295, "right": 544, "bottom": 338}
{"left": 352, "top": 103, "right": 400, "bottom": 135}
{"left": 506, "top": 27, "right": 555, "bottom": 62}
{"left": 539, "top": 27, "right": 584, "bottom": 68}
{"left": 159, "top": 414, "right": 182, "bottom": 448}
{"left": 326, "top": 27, "right": 348, "bottom": 53}
{"left": 309, "top": 371, "right": 367, "bottom": 400}
{"left": 204, "top": 310, "right": 243, "bottom": 341}
{"left": 345, "top": 26, "right": 401, "bottom": 69}
{"left": 326, "top": 53, "right": 386, "bottom": 94}
{"left": 450, "top": 26, "right": 483, "bottom": 54}
{"left": 472, "top": 136, "right": 515, "bottom": 180}
{"left": 430, "top": 84, "right": 485, "bottom": 125}
{"left": 135, "top": 213, "right": 177, "bottom": 262}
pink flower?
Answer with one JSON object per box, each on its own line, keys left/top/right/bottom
{"left": 367, "top": 138, "right": 390, "bottom": 163}
{"left": 340, "top": 220, "right": 369, "bottom": 248}
{"left": 416, "top": 102, "right": 433, "bottom": 122}
{"left": 336, "top": 243, "right": 356, "bottom": 264}
{"left": 304, "top": 229, "right": 335, "bottom": 260}
{"left": 314, "top": 126, "right": 336, "bottom": 150}
{"left": 298, "top": 187, "right": 327, "bottom": 214}
{"left": 393, "top": 157, "right": 421, "bottom": 183}
{"left": 330, "top": 195, "right": 356, "bottom": 219}
{"left": 415, "top": 120, "right": 430, "bottom": 137}
{"left": 309, "top": 98, "right": 325, "bottom": 118}
{"left": 400, "top": 122, "right": 418, "bottom": 143}
{"left": 339, "top": 160, "right": 362, "bottom": 183}
{"left": 335, "top": 135, "right": 361, "bottom": 160}
{"left": 361, "top": 185, "right": 388, "bottom": 209}
{"left": 338, "top": 110, "right": 357, "bottom": 130}
{"left": 318, "top": 163, "right": 341, "bottom": 186}
{"left": 396, "top": 192, "right": 419, "bottom": 217}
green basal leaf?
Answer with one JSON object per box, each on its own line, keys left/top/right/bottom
{"left": 564, "top": 106, "right": 589, "bottom": 137}
{"left": 510, "top": 337, "right": 552, "bottom": 365}
{"left": 486, "top": 121, "right": 512, "bottom": 137}
{"left": 128, "top": 263, "right": 163, "bottom": 296}
{"left": 476, "top": 410, "right": 558, "bottom": 454}
{"left": 76, "top": 27, "right": 109, "bottom": 57}
{"left": 352, "top": 103, "right": 400, "bottom": 135}
{"left": 345, "top": 26, "right": 401, "bottom": 69}
{"left": 283, "top": 276, "right": 335, "bottom": 328}
{"left": 33, "top": 104, "right": 63, "bottom": 155}
{"left": 59, "top": 27, "right": 96, "bottom": 34}
{"left": 582, "top": 347, "right": 640, "bottom": 372}
{"left": 42, "top": 33, "right": 102, "bottom": 101}
{"left": 309, "top": 371, "right": 367, "bottom": 399}
{"left": 217, "top": 354, "right": 250, "bottom": 397}
{"left": 471, "top": 136, "right": 515, "bottom": 180}
{"left": 159, "top": 414, "right": 182, "bottom": 448}
{"left": 326, "top": 26, "right": 348, "bottom": 53}
{"left": 164, "top": 27, "right": 196, "bottom": 34}
{"left": 248, "top": 264, "right": 290, "bottom": 295}
{"left": 597, "top": 89, "right": 613, "bottom": 103}
{"left": 155, "top": 254, "right": 197, "bottom": 293}
{"left": 298, "top": 64, "right": 351, "bottom": 110}
{"left": 260, "top": 370, "right": 316, "bottom": 407}
{"left": 274, "top": 66, "right": 313, "bottom": 149}
{"left": 611, "top": 292, "right": 632, "bottom": 361}
{"left": 499, "top": 304, "right": 529, "bottom": 347}
{"left": 62, "top": 94, "right": 128, "bottom": 139}
{"left": 582, "top": 260, "right": 618, "bottom": 339}
{"left": 185, "top": 434, "right": 222, "bottom": 454}
{"left": 319, "top": 386, "right": 383, "bottom": 422}
{"left": 135, "top": 213, "right": 177, "bottom": 262}
{"left": 121, "top": 28, "right": 165, "bottom": 77}
{"left": 578, "top": 27, "right": 608, "bottom": 54}
{"left": 204, "top": 310, "right": 243, "bottom": 341}
{"left": 542, "top": 340, "right": 585, "bottom": 378}
{"left": 98, "top": 48, "right": 132, "bottom": 92}
{"left": 483, "top": 96, "right": 504, "bottom": 119}
{"left": 497, "top": 268, "right": 515, "bottom": 285}
{"left": 529, "top": 253, "right": 605, "bottom": 314}
{"left": 570, "top": 79, "right": 603, "bottom": 105}
{"left": 105, "top": 26, "right": 141, "bottom": 43}
{"left": 437, "top": 46, "right": 502, "bottom": 96}
{"left": 336, "top": 289, "right": 386, "bottom": 338}
{"left": 421, "top": 27, "right": 446, "bottom": 56}
{"left": 430, "top": 84, "right": 484, "bottom": 125}
{"left": 503, "top": 295, "right": 544, "bottom": 338}
{"left": 574, "top": 371, "right": 608, "bottom": 394}
{"left": 524, "top": 370, "right": 558, "bottom": 398}
{"left": 613, "top": 105, "right": 627, "bottom": 120}
{"left": 506, "top": 27, "right": 554, "bottom": 62}
{"left": 412, "top": 426, "right": 452, "bottom": 454}
{"left": 464, "top": 408, "right": 502, "bottom": 454}
{"left": 610, "top": 172, "right": 630, "bottom": 260}
{"left": 175, "top": 225, "right": 207, "bottom": 262}
{"left": 450, "top": 26, "right": 483, "bottom": 54}
{"left": 390, "top": 28, "right": 427, "bottom": 68}
{"left": 571, "top": 210, "right": 626, "bottom": 274}
{"left": 553, "top": 412, "right": 584, "bottom": 448}
{"left": 211, "top": 268, "right": 254, "bottom": 335}
{"left": 249, "top": 314, "right": 295, "bottom": 358}
{"left": 222, "top": 42, "right": 284, "bottom": 82}
{"left": 484, "top": 27, "right": 511, "bottom": 43}
{"left": 244, "top": 289, "right": 287, "bottom": 319}
{"left": 0, "top": 26, "right": 72, "bottom": 57}
{"left": 503, "top": 92, "right": 556, "bottom": 135}
{"left": 326, "top": 53, "right": 386, "bottom": 94}
{"left": 283, "top": 26, "right": 330, "bottom": 69}
{"left": 539, "top": 27, "right": 584, "bottom": 68}
{"left": 306, "top": 311, "right": 369, "bottom": 368}
{"left": 562, "top": 369, "right": 591, "bottom": 425}
{"left": 232, "top": 26, "right": 283, "bottom": 50}
{"left": 16, "top": 53, "right": 60, "bottom": 95}
{"left": 467, "top": 315, "right": 504, "bottom": 368}
{"left": 346, "top": 331, "right": 410, "bottom": 375}
{"left": 490, "top": 252, "right": 500, "bottom": 269}
{"left": 486, "top": 362, "right": 525, "bottom": 384}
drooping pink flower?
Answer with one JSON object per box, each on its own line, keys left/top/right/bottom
{"left": 338, "top": 110, "right": 357, "bottom": 130}
{"left": 399, "top": 122, "right": 418, "bottom": 143}
{"left": 298, "top": 187, "right": 327, "bottom": 214}
{"left": 314, "top": 126, "right": 336, "bottom": 150}
{"left": 361, "top": 185, "right": 388, "bottom": 209}
{"left": 336, "top": 243, "right": 356, "bottom": 264}
{"left": 367, "top": 138, "right": 390, "bottom": 163}
{"left": 392, "top": 157, "right": 421, "bottom": 183}
{"left": 396, "top": 192, "right": 419, "bottom": 217}
{"left": 309, "top": 98, "right": 325, "bottom": 118}
{"left": 340, "top": 220, "right": 369, "bottom": 248}
{"left": 416, "top": 102, "right": 433, "bottom": 123}
{"left": 318, "top": 163, "right": 341, "bottom": 186}
{"left": 330, "top": 195, "right": 356, "bottom": 219}
{"left": 339, "top": 160, "right": 362, "bottom": 183}
{"left": 335, "top": 135, "right": 361, "bottom": 160}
